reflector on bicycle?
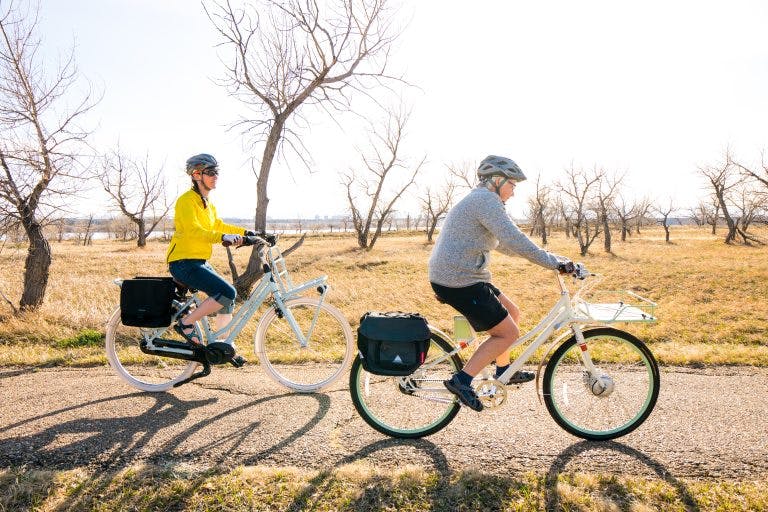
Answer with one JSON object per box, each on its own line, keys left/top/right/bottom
{"left": 356, "top": 311, "right": 431, "bottom": 376}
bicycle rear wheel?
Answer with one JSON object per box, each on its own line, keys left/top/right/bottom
{"left": 543, "top": 327, "right": 660, "bottom": 441}
{"left": 349, "top": 332, "right": 462, "bottom": 439}
{"left": 105, "top": 307, "right": 197, "bottom": 392}
{"left": 254, "top": 297, "right": 354, "bottom": 392}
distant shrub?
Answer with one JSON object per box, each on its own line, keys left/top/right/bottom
{"left": 55, "top": 329, "right": 104, "bottom": 348}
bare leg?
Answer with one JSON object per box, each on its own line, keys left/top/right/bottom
{"left": 494, "top": 293, "right": 521, "bottom": 367}
{"left": 181, "top": 297, "right": 223, "bottom": 326}
{"left": 461, "top": 314, "right": 520, "bottom": 376}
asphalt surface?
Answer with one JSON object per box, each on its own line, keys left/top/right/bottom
{"left": 1, "top": 365, "right": 766, "bottom": 481}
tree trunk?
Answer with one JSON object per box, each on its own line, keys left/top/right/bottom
{"left": 234, "top": 121, "right": 284, "bottom": 298}
{"left": 137, "top": 219, "right": 147, "bottom": 247}
{"left": 602, "top": 214, "right": 612, "bottom": 252}
{"left": 20, "top": 221, "right": 52, "bottom": 311}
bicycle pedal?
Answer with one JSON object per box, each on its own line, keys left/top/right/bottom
{"left": 230, "top": 355, "right": 246, "bottom": 368}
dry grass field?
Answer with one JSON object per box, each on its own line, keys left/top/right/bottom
{"left": 0, "top": 226, "right": 767, "bottom": 367}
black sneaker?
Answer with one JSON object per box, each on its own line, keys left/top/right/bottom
{"left": 443, "top": 375, "right": 484, "bottom": 412}
{"left": 501, "top": 370, "right": 535, "bottom": 384}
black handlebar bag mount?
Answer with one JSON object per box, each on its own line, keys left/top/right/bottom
{"left": 120, "top": 277, "right": 177, "bottom": 328}
{"left": 356, "top": 311, "right": 431, "bottom": 376}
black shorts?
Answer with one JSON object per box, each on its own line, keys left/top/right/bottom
{"left": 431, "top": 281, "right": 508, "bottom": 332}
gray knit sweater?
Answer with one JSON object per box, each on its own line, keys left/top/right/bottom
{"left": 428, "top": 186, "right": 564, "bottom": 287}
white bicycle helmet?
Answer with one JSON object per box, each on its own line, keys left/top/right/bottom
{"left": 477, "top": 155, "right": 527, "bottom": 182}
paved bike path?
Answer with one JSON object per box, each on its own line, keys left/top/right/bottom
{"left": 1, "top": 366, "right": 765, "bottom": 480}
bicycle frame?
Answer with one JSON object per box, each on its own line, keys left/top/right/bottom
{"left": 165, "top": 246, "right": 331, "bottom": 351}
{"left": 416, "top": 271, "right": 600, "bottom": 397}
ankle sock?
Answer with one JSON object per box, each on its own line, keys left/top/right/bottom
{"left": 455, "top": 370, "right": 474, "bottom": 387}
{"left": 495, "top": 364, "right": 510, "bottom": 379}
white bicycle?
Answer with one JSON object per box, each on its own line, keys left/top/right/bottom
{"left": 106, "top": 235, "right": 354, "bottom": 393}
{"left": 350, "top": 264, "right": 660, "bottom": 440}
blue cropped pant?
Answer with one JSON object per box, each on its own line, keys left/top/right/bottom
{"left": 169, "top": 259, "right": 236, "bottom": 313}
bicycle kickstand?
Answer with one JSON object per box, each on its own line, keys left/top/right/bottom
{"left": 173, "top": 360, "right": 212, "bottom": 387}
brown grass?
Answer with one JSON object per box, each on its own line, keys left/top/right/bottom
{"left": 1, "top": 227, "right": 767, "bottom": 367}
{"left": 2, "top": 463, "right": 767, "bottom": 512}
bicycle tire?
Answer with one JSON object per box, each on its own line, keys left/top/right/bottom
{"left": 254, "top": 297, "right": 354, "bottom": 392}
{"left": 349, "top": 331, "right": 462, "bottom": 439}
{"left": 105, "top": 307, "right": 198, "bottom": 392}
{"left": 543, "top": 326, "right": 660, "bottom": 441}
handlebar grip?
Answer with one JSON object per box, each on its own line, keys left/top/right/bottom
{"left": 242, "top": 233, "right": 278, "bottom": 247}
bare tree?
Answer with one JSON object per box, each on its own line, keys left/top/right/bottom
{"left": 703, "top": 198, "right": 720, "bottom": 235}
{"left": 731, "top": 150, "right": 768, "bottom": 190}
{"left": 558, "top": 165, "right": 604, "bottom": 256}
{"left": 99, "top": 148, "right": 171, "bottom": 247}
{"left": 0, "top": 2, "right": 98, "bottom": 311}
{"left": 615, "top": 195, "right": 637, "bottom": 241}
{"left": 342, "top": 109, "right": 422, "bottom": 250}
{"left": 596, "top": 171, "right": 624, "bottom": 252}
{"left": 699, "top": 152, "right": 762, "bottom": 245}
{"left": 732, "top": 182, "right": 767, "bottom": 233}
{"left": 633, "top": 197, "right": 653, "bottom": 235}
{"left": 526, "top": 173, "right": 554, "bottom": 245}
{"left": 420, "top": 175, "right": 456, "bottom": 243}
{"left": 653, "top": 199, "right": 676, "bottom": 243}
{"left": 78, "top": 213, "right": 95, "bottom": 246}
{"left": 447, "top": 160, "right": 477, "bottom": 191}
{"left": 205, "top": 0, "right": 403, "bottom": 294}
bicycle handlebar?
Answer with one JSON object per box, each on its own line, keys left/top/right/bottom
{"left": 222, "top": 233, "right": 279, "bottom": 248}
{"left": 242, "top": 233, "right": 278, "bottom": 247}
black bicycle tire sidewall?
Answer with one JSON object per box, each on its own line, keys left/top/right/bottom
{"left": 542, "top": 326, "right": 660, "bottom": 441}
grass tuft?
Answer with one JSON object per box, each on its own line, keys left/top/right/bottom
{"left": 54, "top": 329, "right": 104, "bottom": 349}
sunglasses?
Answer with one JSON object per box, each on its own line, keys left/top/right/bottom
{"left": 201, "top": 168, "right": 219, "bottom": 177}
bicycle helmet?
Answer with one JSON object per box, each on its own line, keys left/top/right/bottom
{"left": 477, "top": 155, "right": 527, "bottom": 182}
{"left": 185, "top": 153, "right": 218, "bottom": 175}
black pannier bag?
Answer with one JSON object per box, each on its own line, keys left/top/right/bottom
{"left": 356, "top": 311, "right": 431, "bottom": 376}
{"left": 120, "top": 277, "right": 177, "bottom": 328}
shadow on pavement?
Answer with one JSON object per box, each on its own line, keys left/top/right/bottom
{"left": 0, "top": 390, "right": 332, "bottom": 511}
{"left": 0, "top": 391, "right": 330, "bottom": 470}
{"left": 544, "top": 440, "right": 700, "bottom": 511}
{"left": 285, "top": 437, "right": 451, "bottom": 512}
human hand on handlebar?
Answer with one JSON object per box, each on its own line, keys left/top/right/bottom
{"left": 221, "top": 234, "right": 243, "bottom": 247}
{"left": 557, "top": 261, "right": 590, "bottom": 280}
{"left": 557, "top": 260, "right": 575, "bottom": 274}
{"left": 241, "top": 231, "right": 278, "bottom": 247}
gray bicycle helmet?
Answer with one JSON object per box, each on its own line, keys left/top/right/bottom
{"left": 477, "top": 155, "right": 526, "bottom": 182}
{"left": 185, "top": 153, "right": 218, "bottom": 175}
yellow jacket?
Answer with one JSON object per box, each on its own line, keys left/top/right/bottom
{"left": 166, "top": 189, "right": 245, "bottom": 263}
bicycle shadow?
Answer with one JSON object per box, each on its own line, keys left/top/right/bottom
{"left": 156, "top": 392, "right": 330, "bottom": 467}
{"left": 544, "top": 440, "right": 700, "bottom": 512}
{"left": 1, "top": 391, "right": 332, "bottom": 511}
{"left": 0, "top": 390, "right": 330, "bottom": 470}
{"left": 0, "top": 392, "right": 216, "bottom": 469}
{"left": 284, "top": 438, "right": 451, "bottom": 512}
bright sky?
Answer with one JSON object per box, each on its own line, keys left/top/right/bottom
{"left": 38, "top": 0, "right": 768, "bottom": 220}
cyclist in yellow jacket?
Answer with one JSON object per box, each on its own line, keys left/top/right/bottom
{"left": 167, "top": 154, "right": 250, "bottom": 350}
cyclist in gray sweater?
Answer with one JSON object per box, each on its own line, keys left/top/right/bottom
{"left": 429, "top": 155, "right": 574, "bottom": 411}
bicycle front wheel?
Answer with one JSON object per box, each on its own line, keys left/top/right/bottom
{"left": 105, "top": 307, "right": 197, "bottom": 392}
{"left": 349, "top": 332, "right": 462, "bottom": 439}
{"left": 543, "top": 327, "right": 660, "bottom": 441}
{"left": 254, "top": 297, "right": 354, "bottom": 392}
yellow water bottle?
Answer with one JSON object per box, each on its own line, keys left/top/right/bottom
{"left": 453, "top": 315, "right": 475, "bottom": 348}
